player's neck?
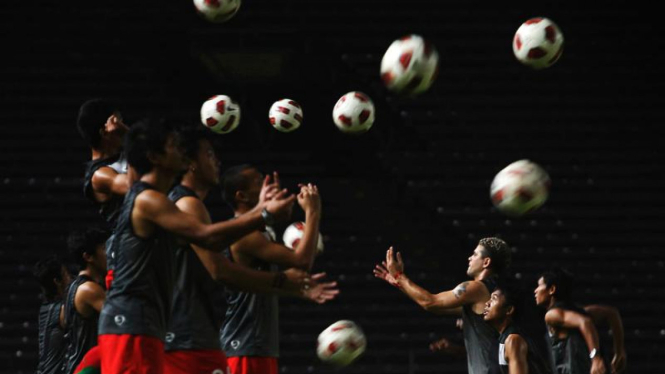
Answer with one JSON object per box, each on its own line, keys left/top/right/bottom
{"left": 79, "top": 267, "right": 103, "bottom": 283}
{"left": 233, "top": 203, "right": 253, "bottom": 217}
{"left": 140, "top": 169, "right": 177, "bottom": 193}
{"left": 547, "top": 297, "right": 557, "bottom": 309}
{"left": 181, "top": 174, "right": 209, "bottom": 200}
{"left": 474, "top": 268, "right": 493, "bottom": 281}
{"left": 494, "top": 318, "right": 512, "bottom": 334}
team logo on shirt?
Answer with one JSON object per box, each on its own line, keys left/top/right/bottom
{"left": 165, "top": 332, "right": 175, "bottom": 343}
{"left": 114, "top": 315, "right": 126, "bottom": 326}
{"left": 231, "top": 340, "right": 240, "bottom": 349}
{"left": 212, "top": 369, "right": 227, "bottom": 374}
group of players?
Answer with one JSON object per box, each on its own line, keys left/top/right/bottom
{"left": 34, "top": 99, "right": 338, "bottom": 374}
{"left": 31, "top": 98, "right": 627, "bottom": 374}
{"left": 373, "top": 241, "right": 627, "bottom": 374}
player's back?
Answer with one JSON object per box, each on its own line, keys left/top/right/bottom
{"left": 546, "top": 302, "right": 592, "bottom": 374}
{"left": 36, "top": 301, "right": 66, "bottom": 374}
{"left": 62, "top": 275, "right": 99, "bottom": 374}
{"left": 82, "top": 154, "right": 127, "bottom": 227}
{"left": 98, "top": 181, "right": 176, "bottom": 340}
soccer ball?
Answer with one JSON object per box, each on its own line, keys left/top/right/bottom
{"left": 317, "top": 320, "right": 366, "bottom": 366}
{"left": 490, "top": 160, "right": 550, "bottom": 216}
{"left": 282, "top": 222, "right": 324, "bottom": 254}
{"left": 513, "top": 17, "right": 564, "bottom": 69}
{"left": 193, "top": 0, "right": 241, "bottom": 23}
{"left": 200, "top": 95, "right": 240, "bottom": 134}
{"left": 381, "top": 34, "right": 439, "bottom": 95}
{"left": 269, "top": 99, "right": 303, "bottom": 133}
{"left": 332, "top": 92, "right": 375, "bottom": 134}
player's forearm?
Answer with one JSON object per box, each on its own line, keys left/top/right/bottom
{"left": 293, "top": 211, "right": 321, "bottom": 270}
{"left": 607, "top": 310, "right": 625, "bottom": 352}
{"left": 396, "top": 275, "right": 438, "bottom": 312}
{"left": 579, "top": 317, "right": 602, "bottom": 355}
{"left": 201, "top": 208, "right": 263, "bottom": 249}
{"left": 219, "top": 261, "right": 291, "bottom": 295}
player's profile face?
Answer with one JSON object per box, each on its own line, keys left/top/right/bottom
{"left": 196, "top": 139, "right": 220, "bottom": 185}
{"left": 467, "top": 246, "right": 484, "bottom": 277}
{"left": 483, "top": 290, "right": 504, "bottom": 321}
{"left": 534, "top": 277, "right": 550, "bottom": 306}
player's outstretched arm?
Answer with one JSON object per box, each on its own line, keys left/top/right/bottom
{"left": 545, "top": 308, "right": 606, "bottom": 374}
{"left": 375, "top": 247, "right": 476, "bottom": 315}
{"left": 135, "top": 189, "right": 295, "bottom": 250}
{"left": 584, "top": 304, "right": 626, "bottom": 374}
{"left": 429, "top": 337, "right": 466, "bottom": 358}
{"left": 75, "top": 281, "right": 106, "bottom": 317}
{"left": 505, "top": 334, "right": 529, "bottom": 374}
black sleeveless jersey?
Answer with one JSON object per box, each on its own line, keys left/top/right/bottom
{"left": 62, "top": 275, "right": 98, "bottom": 374}
{"left": 498, "top": 324, "right": 552, "bottom": 374}
{"left": 98, "top": 182, "right": 177, "bottom": 340}
{"left": 546, "top": 302, "right": 592, "bottom": 374}
{"left": 220, "top": 230, "right": 279, "bottom": 357}
{"left": 165, "top": 184, "right": 225, "bottom": 351}
{"left": 462, "top": 276, "right": 501, "bottom": 374}
{"left": 36, "top": 301, "right": 66, "bottom": 374}
{"left": 82, "top": 153, "right": 127, "bottom": 227}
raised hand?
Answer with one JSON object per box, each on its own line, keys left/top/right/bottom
{"left": 385, "top": 246, "right": 404, "bottom": 276}
{"left": 373, "top": 261, "right": 398, "bottom": 286}
{"left": 281, "top": 268, "right": 310, "bottom": 293}
{"left": 259, "top": 172, "right": 281, "bottom": 204}
{"left": 302, "top": 272, "right": 339, "bottom": 304}
{"left": 264, "top": 188, "right": 295, "bottom": 222}
{"left": 297, "top": 183, "right": 321, "bottom": 215}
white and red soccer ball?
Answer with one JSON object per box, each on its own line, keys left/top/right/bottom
{"left": 282, "top": 222, "right": 324, "bottom": 254}
{"left": 317, "top": 320, "right": 366, "bottom": 366}
{"left": 200, "top": 95, "right": 241, "bottom": 134}
{"left": 193, "top": 0, "right": 241, "bottom": 23}
{"left": 490, "top": 160, "right": 551, "bottom": 216}
{"left": 269, "top": 99, "right": 303, "bottom": 133}
{"left": 381, "top": 34, "right": 439, "bottom": 95}
{"left": 513, "top": 17, "right": 564, "bottom": 69}
{"left": 332, "top": 92, "right": 375, "bottom": 134}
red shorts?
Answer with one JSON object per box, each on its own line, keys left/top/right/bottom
{"left": 73, "top": 345, "right": 101, "bottom": 374}
{"left": 98, "top": 334, "right": 164, "bottom": 374}
{"left": 227, "top": 356, "right": 278, "bottom": 374}
{"left": 165, "top": 349, "right": 229, "bottom": 374}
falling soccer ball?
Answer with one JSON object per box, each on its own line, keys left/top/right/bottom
{"left": 332, "top": 92, "right": 375, "bottom": 134}
{"left": 269, "top": 99, "right": 303, "bottom": 133}
{"left": 513, "top": 17, "right": 564, "bottom": 70}
{"left": 490, "top": 160, "right": 551, "bottom": 216}
{"left": 282, "top": 222, "right": 324, "bottom": 254}
{"left": 381, "top": 34, "right": 439, "bottom": 95}
{"left": 193, "top": 0, "right": 241, "bottom": 23}
{"left": 317, "top": 320, "right": 366, "bottom": 366}
{"left": 200, "top": 95, "right": 241, "bottom": 134}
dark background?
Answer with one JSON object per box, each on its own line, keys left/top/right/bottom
{"left": 1, "top": 1, "right": 663, "bottom": 373}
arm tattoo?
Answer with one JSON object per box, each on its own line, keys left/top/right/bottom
{"left": 453, "top": 281, "right": 470, "bottom": 299}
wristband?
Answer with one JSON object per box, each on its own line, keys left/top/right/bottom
{"left": 589, "top": 348, "right": 597, "bottom": 359}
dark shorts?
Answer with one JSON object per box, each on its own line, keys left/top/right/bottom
{"left": 98, "top": 334, "right": 164, "bottom": 374}
{"left": 227, "top": 356, "right": 278, "bottom": 374}
{"left": 165, "top": 349, "right": 229, "bottom": 374}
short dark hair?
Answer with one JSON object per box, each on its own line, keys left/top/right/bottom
{"left": 67, "top": 227, "right": 110, "bottom": 270}
{"left": 221, "top": 164, "right": 256, "bottom": 209}
{"left": 540, "top": 268, "right": 574, "bottom": 302}
{"left": 77, "top": 99, "right": 120, "bottom": 148}
{"left": 495, "top": 278, "right": 524, "bottom": 321}
{"left": 32, "top": 255, "right": 66, "bottom": 301}
{"left": 125, "top": 118, "right": 179, "bottom": 175}
{"left": 178, "top": 124, "right": 216, "bottom": 161}
{"left": 478, "top": 237, "right": 511, "bottom": 275}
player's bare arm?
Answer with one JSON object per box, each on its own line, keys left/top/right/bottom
{"left": 545, "top": 308, "right": 607, "bottom": 374}
{"left": 505, "top": 334, "right": 529, "bottom": 374}
{"left": 91, "top": 166, "right": 131, "bottom": 202}
{"left": 134, "top": 188, "right": 295, "bottom": 249}
{"left": 585, "top": 304, "right": 626, "bottom": 374}
{"left": 74, "top": 281, "right": 106, "bottom": 317}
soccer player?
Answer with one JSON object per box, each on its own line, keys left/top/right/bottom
{"left": 220, "top": 164, "right": 324, "bottom": 374}
{"left": 33, "top": 255, "right": 72, "bottom": 374}
{"left": 483, "top": 281, "right": 552, "bottom": 374}
{"left": 534, "top": 269, "right": 607, "bottom": 374}
{"left": 374, "top": 238, "right": 512, "bottom": 374}
{"left": 97, "top": 119, "right": 297, "bottom": 374}
{"left": 62, "top": 228, "right": 108, "bottom": 374}
{"left": 76, "top": 99, "right": 131, "bottom": 226}
{"left": 164, "top": 127, "right": 338, "bottom": 374}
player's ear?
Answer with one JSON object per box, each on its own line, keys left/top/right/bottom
{"left": 506, "top": 305, "right": 515, "bottom": 317}
{"left": 482, "top": 256, "right": 492, "bottom": 269}
{"left": 82, "top": 251, "right": 94, "bottom": 264}
{"left": 548, "top": 285, "right": 557, "bottom": 296}
{"left": 235, "top": 190, "right": 247, "bottom": 204}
